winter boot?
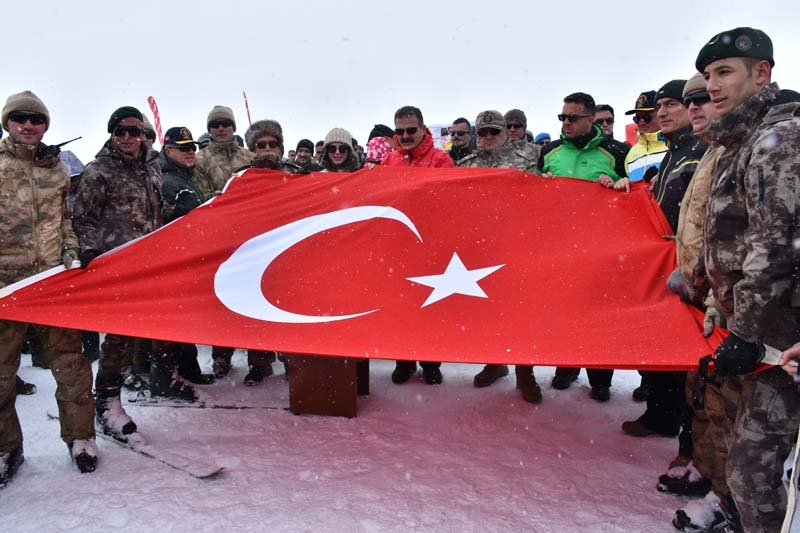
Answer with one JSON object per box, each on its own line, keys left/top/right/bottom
{"left": 96, "top": 391, "right": 138, "bottom": 441}
{"left": 0, "top": 446, "right": 24, "bottom": 489}
{"left": 243, "top": 365, "right": 272, "bottom": 386}
{"left": 150, "top": 364, "right": 198, "bottom": 402}
{"left": 551, "top": 367, "right": 580, "bottom": 390}
{"left": 391, "top": 361, "right": 417, "bottom": 384}
{"left": 68, "top": 438, "right": 98, "bottom": 473}
{"left": 15, "top": 376, "right": 36, "bottom": 395}
{"left": 473, "top": 364, "right": 509, "bottom": 388}
{"left": 422, "top": 365, "right": 443, "bottom": 385}
{"left": 672, "top": 492, "right": 730, "bottom": 532}
{"left": 516, "top": 366, "right": 542, "bottom": 404}
{"left": 590, "top": 385, "right": 611, "bottom": 402}
{"left": 178, "top": 345, "right": 215, "bottom": 385}
{"left": 658, "top": 461, "right": 712, "bottom": 496}
{"left": 122, "top": 362, "right": 150, "bottom": 391}
{"left": 212, "top": 359, "right": 231, "bottom": 379}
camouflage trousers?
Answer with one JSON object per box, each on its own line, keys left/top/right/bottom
{"left": 0, "top": 320, "right": 94, "bottom": 451}
{"left": 687, "top": 371, "right": 742, "bottom": 497}
{"left": 727, "top": 367, "right": 800, "bottom": 533}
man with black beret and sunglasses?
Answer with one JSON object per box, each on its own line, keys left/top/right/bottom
{"left": 193, "top": 105, "right": 252, "bottom": 202}
{"left": 623, "top": 90, "right": 668, "bottom": 184}
{"left": 0, "top": 90, "right": 99, "bottom": 483}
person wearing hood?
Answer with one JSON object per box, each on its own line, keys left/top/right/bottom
{"left": 193, "top": 105, "right": 252, "bottom": 200}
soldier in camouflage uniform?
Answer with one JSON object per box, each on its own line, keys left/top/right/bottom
{"left": 697, "top": 27, "right": 800, "bottom": 533}
{"left": 193, "top": 105, "right": 252, "bottom": 201}
{"left": 459, "top": 110, "right": 543, "bottom": 403}
{"left": 74, "top": 106, "right": 197, "bottom": 441}
{"left": 0, "top": 91, "right": 97, "bottom": 485}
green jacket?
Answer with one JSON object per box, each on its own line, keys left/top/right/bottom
{"left": 538, "top": 125, "right": 627, "bottom": 181}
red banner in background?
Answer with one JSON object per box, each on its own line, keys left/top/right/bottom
{"left": 0, "top": 168, "right": 716, "bottom": 369}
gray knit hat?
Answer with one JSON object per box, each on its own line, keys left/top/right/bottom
{"left": 323, "top": 127, "right": 353, "bottom": 149}
{"left": 207, "top": 105, "right": 236, "bottom": 131}
{"left": 142, "top": 115, "right": 155, "bottom": 135}
{"left": 683, "top": 72, "right": 708, "bottom": 99}
{"left": 504, "top": 109, "right": 527, "bottom": 128}
{"left": 245, "top": 119, "right": 284, "bottom": 152}
{"left": 2, "top": 90, "right": 50, "bottom": 131}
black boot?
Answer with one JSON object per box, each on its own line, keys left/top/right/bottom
{"left": 15, "top": 376, "right": 36, "bottom": 395}
{"left": 391, "top": 361, "right": 417, "bottom": 384}
{"left": 178, "top": 345, "right": 215, "bottom": 384}
{"left": 150, "top": 363, "right": 198, "bottom": 402}
{"left": 0, "top": 446, "right": 24, "bottom": 488}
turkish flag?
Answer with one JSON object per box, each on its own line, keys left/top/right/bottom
{"left": 0, "top": 167, "right": 717, "bottom": 369}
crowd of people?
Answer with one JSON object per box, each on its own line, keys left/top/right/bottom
{"left": 1, "top": 25, "right": 799, "bottom": 533}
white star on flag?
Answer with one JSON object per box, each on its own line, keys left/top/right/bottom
{"left": 406, "top": 252, "right": 505, "bottom": 308}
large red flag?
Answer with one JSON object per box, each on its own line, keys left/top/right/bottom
{"left": 0, "top": 167, "right": 716, "bottom": 369}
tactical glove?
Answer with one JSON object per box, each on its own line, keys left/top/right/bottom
{"left": 61, "top": 246, "right": 79, "bottom": 268}
{"left": 702, "top": 306, "right": 726, "bottom": 337}
{"left": 714, "top": 332, "right": 764, "bottom": 376}
{"left": 79, "top": 249, "right": 101, "bottom": 269}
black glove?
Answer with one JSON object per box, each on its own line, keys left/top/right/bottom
{"left": 714, "top": 332, "right": 765, "bottom": 376}
{"left": 79, "top": 249, "right": 101, "bottom": 269}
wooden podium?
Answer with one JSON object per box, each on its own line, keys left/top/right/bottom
{"left": 287, "top": 356, "right": 370, "bottom": 418}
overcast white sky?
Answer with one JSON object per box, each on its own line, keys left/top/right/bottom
{"left": 4, "top": 0, "right": 799, "bottom": 164}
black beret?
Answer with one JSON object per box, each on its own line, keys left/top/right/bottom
{"left": 656, "top": 80, "right": 688, "bottom": 103}
{"left": 695, "top": 27, "right": 774, "bottom": 72}
{"left": 107, "top": 106, "right": 143, "bottom": 133}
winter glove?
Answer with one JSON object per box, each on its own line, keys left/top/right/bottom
{"left": 79, "top": 249, "right": 101, "bottom": 269}
{"left": 713, "top": 332, "right": 765, "bottom": 376}
{"left": 61, "top": 246, "right": 79, "bottom": 268}
{"left": 702, "top": 306, "right": 726, "bottom": 337}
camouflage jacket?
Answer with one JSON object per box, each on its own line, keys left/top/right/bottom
{"left": 675, "top": 143, "right": 724, "bottom": 307}
{"left": 0, "top": 138, "right": 78, "bottom": 286}
{"left": 193, "top": 139, "right": 252, "bottom": 201}
{"left": 456, "top": 141, "right": 540, "bottom": 173}
{"left": 703, "top": 83, "right": 800, "bottom": 348}
{"left": 73, "top": 141, "right": 162, "bottom": 253}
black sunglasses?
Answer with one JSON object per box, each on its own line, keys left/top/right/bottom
{"left": 557, "top": 114, "right": 591, "bottom": 122}
{"left": 684, "top": 95, "right": 711, "bottom": 107}
{"left": 450, "top": 130, "right": 469, "bottom": 137}
{"left": 633, "top": 114, "right": 654, "bottom": 124}
{"left": 208, "top": 119, "right": 234, "bottom": 129}
{"left": 326, "top": 144, "right": 350, "bottom": 154}
{"left": 477, "top": 128, "right": 502, "bottom": 137}
{"left": 256, "top": 140, "right": 280, "bottom": 150}
{"left": 595, "top": 117, "right": 615, "bottom": 125}
{"left": 144, "top": 132, "right": 157, "bottom": 141}
{"left": 506, "top": 123, "right": 524, "bottom": 129}
{"left": 170, "top": 144, "right": 197, "bottom": 153}
{"left": 8, "top": 112, "right": 47, "bottom": 126}
{"left": 394, "top": 127, "right": 419, "bottom": 136}
{"left": 113, "top": 126, "right": 142, "bottom": 138}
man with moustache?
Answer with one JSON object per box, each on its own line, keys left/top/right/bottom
{"left": 294, "top": 139, "right": 322, "bottom": 172}
{"left": 382, "top": 106, "right": 454, "bottom": 386}
{"left": 448, "top": 117, "right": 474, "bottom": 163}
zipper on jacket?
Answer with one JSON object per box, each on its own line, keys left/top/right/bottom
{"left": 757, "top": 167, "right": 766, "bottom": 220}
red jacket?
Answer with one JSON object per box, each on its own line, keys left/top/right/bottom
{"left": 382, "top": 127, "right": 455, "bottom": 168}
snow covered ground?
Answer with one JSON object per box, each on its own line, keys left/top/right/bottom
{"left": 4, "top": 348, "right": 689, "bottom": 532}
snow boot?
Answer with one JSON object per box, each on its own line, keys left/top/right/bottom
{"left": 96, "top": 392, "right": 138, "bottom": 441}
{"left": 672, "top": 492, "right": 732, "bottom": 532}
{"left": 243, "top": 365, "right": 272, "bottom": 386}
{"left": 0, "top": 446, "right": 24, "bottom": 489}
{"left": 551, "top": 367, "right": 580, "bottom": 390}
{"left": 178, "top": 345, "right": 215, "bottom": 385}
{"left": 473, "top": 364, "right": 509, "bottom": 388}
{"left": 68, "top": 438, "right": 97, "bottom": 473}
{"left": 212, "top": 359, "right": 231, "bottom": 379}
{"left": 15, "top": 376, "right": 36, "bottom": 395}
{"left": 122, "top": 363, "right": 150, "bottom": 391}
{"left": 516, "top": 366, "right": 542, "bottom": 404}
{"left": 422, "top": 365, "right": 443, "bottom": 385}
{"left": 150, "top": 365, "right": 198, "bottom": 402}
{"left": 658, "top": 461, "right": 712, "bottom": 496}
{"left": 391, "top": 361, "right": 417, "bottom": 384}
{"left": 590, "top": 385, "right": 611, "bottom": 402}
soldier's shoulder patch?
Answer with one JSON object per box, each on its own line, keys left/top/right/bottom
{"left": 763, "top": 102, "right": 800, "bottom": 125}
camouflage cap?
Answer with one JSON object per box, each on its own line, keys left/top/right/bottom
{"left": 475, "top": 110, "right": 505, "bottom": 131}
{"left": 695, "top": 27, "right": 774, "bottom": 72}
{"left": 624, "top": 91, "right": 657, "bottom": 115}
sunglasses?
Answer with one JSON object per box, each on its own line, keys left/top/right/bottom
{"left": 394, "top": 127, "right": 419, "bottom": 136}
{"left": 633, "top": 114, "right": 654, "bottom": 124}
{"left": 170, "top": 144, "right": 197, "bottom": 153}
{"left": 256, "top": 140, "right": 280, "bottom": 150}
{"left": 557, "top": 114, "right": 591, "bottom": 122}
{"left": 536, "top": 141, "right": 550, "bottom": 146}
{"left": 144, "top": 132, "right": 156, "bottom": 141}
{"left": 477, "top": 128, "right": 502, "bottom": 137}
{"left": 8, "top": 112, "right": 47, "bottom": 126}
{"left": 326, "top": 144, "right": 350, "bottom": 154}
{"left": 595, "top": 117, "right": 615, "bottom": 125}
{"left": 208, "top": 119, "right": 234, "bottom": 129}
{"left": 506, "top": 123, "right": 524, "bottom": 129}
{"left": 450, "top": 130, "right": 469, "bottom": 137}
{"left": 684, "top": 95, "right": 711, "bottom": 107}
{"left": 113, "top": 126, "right": 143, "bottom": 138}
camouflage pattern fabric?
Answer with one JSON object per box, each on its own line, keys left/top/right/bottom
{"left": 193, "top": 139, "right": 252, "bottom": 201}
{"left": 456, "top": 141, "right": 540, "bottom": 173}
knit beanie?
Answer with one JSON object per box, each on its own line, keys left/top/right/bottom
{"left": 245, "top": 119, "right": 283, "bottom": 151}
{"left": 2, "top": 90, "right": 50, "bottom": 132}
{"left": 296, "top": 139, "right": 315, "bottom": 152}
{"left": 369, "top": 124, "right": 395, "bottom": 141}
{"left": 207, "top": 105, "right": 236, "bottom": 131}
{"left": 504, "top": 109, "right": 527, "bottom": 128}
{"left": 682, "top": 72, "right": 707, "bottom": 99}
{"left": 107, "top": 106, "right": 143, "bottom": 133}
{"left": 323, "top": 127, "right": 353, "bottom": 149}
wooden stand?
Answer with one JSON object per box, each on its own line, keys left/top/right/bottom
{"left": 288, "top": 356, "right": 369, "bottom": 418}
